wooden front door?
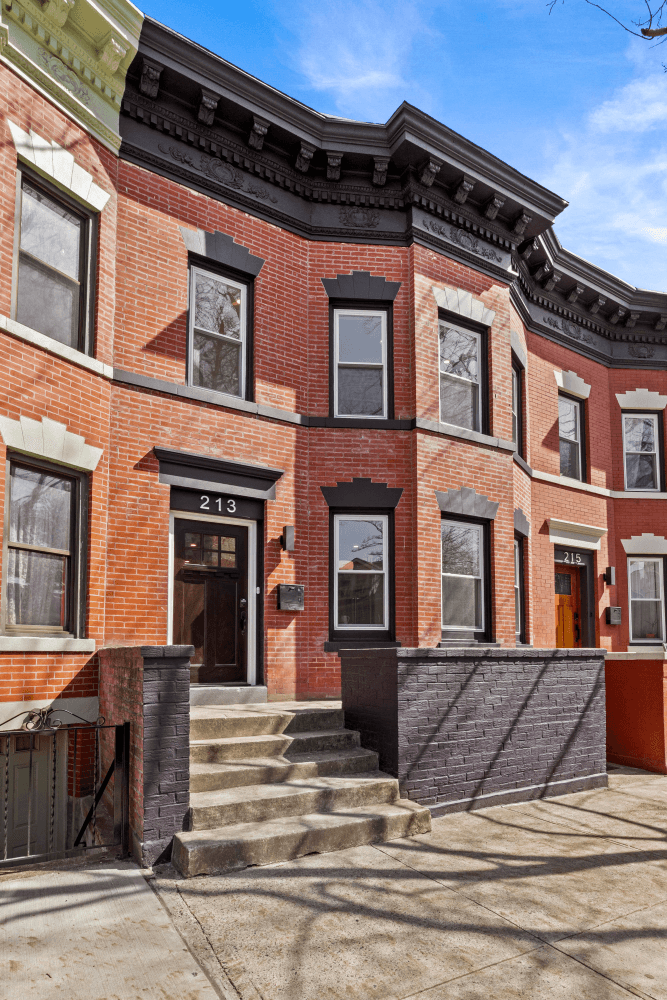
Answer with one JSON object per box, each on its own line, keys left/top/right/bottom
{"left": 555, "top": 564, "right": 582, "bottom": 648}
{"left": 173, "top": 519, "right": 248, "bottom": 683}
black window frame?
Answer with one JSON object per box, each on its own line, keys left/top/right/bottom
{"left": 558, "top": 391, "right": 587, "bottom": 482}
{"left": 186, "top": 253, "right": 255, "bottom": 403}
{"left": 328, "top": 507, "right": 396, "bottom": 644}
{"left": 438, "top": 309, "right": 489, "bottom": 436}
{"left": 621, "top": 410, "right": 665, "bottom": 492}
{"left": 514, "top": 533, "right": 526, "bottom": 644}
{"left": 329, "top": 300, "right": 394, "bottom": 422}
{"left": 2, "top": 454, "right": 88, "bottom": 639}
{"left": 440, "top": 512, "right": 492, "bottom": 644}
{"left": 12, "top": 165, "right": 97, "bottom": 357}
{"left": 511, "top": 355, "right": 525, "bottom": 459}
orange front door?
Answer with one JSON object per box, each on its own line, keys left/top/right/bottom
{"left": 555, "top": 565, "right": 581, "bottom": 648}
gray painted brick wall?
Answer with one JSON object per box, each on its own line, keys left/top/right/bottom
{"left": 340, "top": 647, "right": 607, "bottom": 815}
{"left": 140, "top": 645, "right": 193, "bottom": 864}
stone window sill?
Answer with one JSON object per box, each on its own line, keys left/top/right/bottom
{"left": 0, "top": 315, "right": 113, "bottom": 379}
{"left": 0, "top": 636, "right": 96, "bottom": 652}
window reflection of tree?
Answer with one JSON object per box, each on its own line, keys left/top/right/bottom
{"left": 441, "top": 522, "right": 479, "bottom": 577}
{"left": 194, "top": 276, "right": 241, "bottom": 338}
{"left": 439, "top": 325, "right": 478, "bottom": 382}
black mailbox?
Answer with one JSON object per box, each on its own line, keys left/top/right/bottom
{"left": 277, "top": 584, "right": 304, "bottom": 611}
{"left": 606, "top": 606, "right": 622, "bottom": 625}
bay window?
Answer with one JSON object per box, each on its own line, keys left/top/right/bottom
{"left": 558, "top": 394, "right": 585, "bottom": 480}
{"left": 439, "top": 321, "right": 484, "bottom": 432}
{"left": 189, "top": 265, "right": 249, "bottom": 399}
{"left": 441, "top": 518, "right": 489, "bottom": 640}
{"left": 333, "top": 515, "right": 388, "bottom": 630}
{"left": 333, "top": 309, "right": 388, "bottom": 418}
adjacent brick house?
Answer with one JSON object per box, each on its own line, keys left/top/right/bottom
{"left": 1, "top": 8, "right": 665, "bottom": 773}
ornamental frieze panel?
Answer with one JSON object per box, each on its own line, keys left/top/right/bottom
{"left": 158, "top": 144, "right": 278, "bottom": 204}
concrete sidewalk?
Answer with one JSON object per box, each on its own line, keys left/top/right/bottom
{"left": 156, "top": 766, "right": 667, "bottom": 1000}
{"left": 1, "top": 767, "right": 666, "bottom": 999}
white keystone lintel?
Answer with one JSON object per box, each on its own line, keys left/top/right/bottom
{"left": 0, "top": 415, "right": 102, "bottom": 471}
{"left": 616, "top": 388, "right": 667, "bottom": 410}
{"left": 548, "top": 517, "right": 607, "bottom": 551}
{"left": 432, "top": 285, "right": 495, "bottom": 327}
{"left": 554, "top": 369, "right": 591, "bottom": 399}
{"left": 7, "top": 121, "right": 110, "bottom": 212}
{"left": 621, "top": 534, "right": 667, "bottom": 555}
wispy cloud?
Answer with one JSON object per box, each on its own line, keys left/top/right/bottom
{"left": 279, "top": 0, "right": 437, "bottom": 121}
{"left": 590, "top": 72, "right": 667, "bottom": 132}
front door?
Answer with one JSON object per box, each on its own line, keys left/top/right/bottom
{"left": 555, "top": 565, "right": 582, "bottom": 648}
{"left": 173, "top": 519, "right": 248, "bottom": 683}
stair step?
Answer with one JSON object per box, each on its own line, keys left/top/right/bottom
{"left": 190, "top": 733, "right": 291, "bottom": 763}
{"left": 190, "top": 709, "right": 294, "bottom": 740}
{"left": 283, "top": 708, "right": 345, "bottom": 733}
{"left": 173, "top": 801, "right": 432, "bottom": 877}
{"left": 188, "top": 773, "right": 398, "bottom": 829}
{"left": 285, "top": 728, "right": 359, "bottom": 754}
{"left": 190, "top": 748, "right": 381, "bottom": 792}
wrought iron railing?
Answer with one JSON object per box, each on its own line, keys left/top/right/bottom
{"left": 0, "top": 709, "right": 129, "bottom": 868}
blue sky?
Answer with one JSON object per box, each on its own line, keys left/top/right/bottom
{"left": 142, "top": 1, "right": 667, "bottom": 291}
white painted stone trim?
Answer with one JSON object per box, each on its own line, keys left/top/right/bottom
{"left": 616, "top": 388, "right": 667, "bottom": 410}
{"left": 0, "top": 314, "right": 113, "bottom": 378}
{"left": 0, "top": 637, "right": 95, "bottom": 652}
{"left": 548, "top": 517, "right": 607, "bottom": 550}
{"left": 0, "top": 695, "right": 98, "bottom": 732}
{"left": 605, "top": 650, "right": 667, "bottom": 660}
{"left": 530, "top": 468, "right": 667, "bottom": 500}
{"left": 7, "top": 121, "right": 110, "bottom": 211}
{"left": 432, "top": 285, "right": 495, "bottom": 327}
{"left": 554, "top": 369, "right": 591, "bottom": 399}
{"left": 0, "top": 415, "right": 102, "bottom": 471}
{"left": 622, "top": 534, "right": 667, "bottom": 555}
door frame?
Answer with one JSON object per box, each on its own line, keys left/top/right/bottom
{"left": 168, "top": 511, "right": 258, "bottom": 685}
{"left": 554, "top": 546, "right": 596, "bottom": 648}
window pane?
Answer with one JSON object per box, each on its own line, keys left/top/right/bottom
{"left": 338, "top": 520, "right": 384, "bottom": 571}
{"left": 512, "top": 369, "right": 519, "bottom": 444}
{"left": 7, "top": 549, "right": 67, "bottom": 627}
{"left": 631, "top": 601, "right": 663, "bottom": 640}
{"left": 559, "top": 438, "right": 580, "bottom": 479}
{"left": 439, "top": 324, "right": 479, "bottom": 381}
{"left": 203, "top": 535, "right": 218, "bottom": 566}
{"left": 20, "top": 183, "right": 81, "bottom": 280}
{"left": 514, "top": 540, "right": 522, "bottom": 635}
{"left": 10, "top": 466, "right": 72, "bottom": 550}
{"left": 441, "top": 522, "right": 481, "bottom": 577}
{"left": 337, "top": 573, "right": 384, "bottom": 626}
{"left": 629, "top": 561, "right": 661, "bottom": 600}
{"left": 193, "top": 331, "right": 241, "bottom": 396}
{"left": 183, "top": 532, "right": 201, "bottom": 564}
{"left": 555, "top": 573, "right": 572, "bottom": 595}
{"left": 558, "top": 397, "right": 579, "bottom": 441}
{"left": 16, "top": 256, "right": 79, "bottom": 347}
{"left": 337, "top": 367, "right": 383, "bottom": 416}
{"left": 338, "top": 314, "right": 383, "bottom": 363}
{"left": 626, "top": 453, "right": 657, "bottom": 490}
{"left": 194, "top": 273, "right": 242, "bottom": 339}
{"left": 442, "top": 575, "right": 482, "bottom": 629}
{"left": 440, "top": 374, "right": 479, "bottom": 431}
{"left": 625, "top": 416, "right": 655, "bottom": 453}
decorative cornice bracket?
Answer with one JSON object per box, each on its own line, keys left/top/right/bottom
{"left": 295, "top": 141, "right": 316, "bottom": 173}
{"left": 197, "top": 88, "right": 219, "bottom": 126}
{"left": 140, "top": 57, "right": 163, "bottom": 99}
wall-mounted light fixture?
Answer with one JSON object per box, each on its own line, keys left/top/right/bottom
{"left": 604, "top": 566, "right": 616, "bottom": 586}
{"left": 280, "top": 525, "right": 295, "bottom": 551}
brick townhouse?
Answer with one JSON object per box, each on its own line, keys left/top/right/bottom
{"left": 0, "top": 1, "right": 666, "bottom": 862}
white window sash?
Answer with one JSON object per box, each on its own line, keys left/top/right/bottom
{"left": 441, "top": 519, "right": 485, "bottom": 631}
{"left": 188, "top": 265, "right": 247, "bottom": 398}
{"left": 333, "top": 309, "right": 387, "bottom": 419}
{"left": 438, "top": 324, "right": 482, "bottom": 429}
{"left": 334, "top": 514, "right": 388, "bottom": 630}
{"left": 622, "top": 413, "right": 660, "bottom": 491}
{"left": 628, "top": 557, "right": 666, "bottom": 643}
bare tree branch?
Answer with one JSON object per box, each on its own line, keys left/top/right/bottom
{"left": 548, "top": 0, "right": 667, "bottom": 41}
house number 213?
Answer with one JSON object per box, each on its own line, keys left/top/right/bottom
{"left": 199, "top": 495, "right": 236, "bottom": 513}
{"left": 562, "top": 551, "right": 582, "bottom": 564}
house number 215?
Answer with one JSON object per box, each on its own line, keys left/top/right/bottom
{"left": 200, "top": 495, "right": 236, "bottom": 513}
{"left": 562, "top": 551, "right": 582, "bottom": 564}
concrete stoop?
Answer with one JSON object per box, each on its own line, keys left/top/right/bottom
{"left": 173, "top": 703, "right": 431, "bottom": 877}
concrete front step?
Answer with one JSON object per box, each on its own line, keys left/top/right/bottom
{"left": 189, "top": 706, "right": 344, "bottom": 741}
{"left": 190, "top": 748, "right": 381, "bottom": 793}
{"left": 190, "top": 728, "right": 360, "bottom": 764}
{"left": 188, "top": 773, "right": 399, "bottom": 829}
{"left": 173, "top": 800, "right": 432, "bottom": 876}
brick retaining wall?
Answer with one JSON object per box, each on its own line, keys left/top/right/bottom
{"left": 340, "top": 647, "right": 607, "bottom": 815}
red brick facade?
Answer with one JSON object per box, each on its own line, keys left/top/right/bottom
{"left": 1, "top": 35, "right": 666, "bottom": 722}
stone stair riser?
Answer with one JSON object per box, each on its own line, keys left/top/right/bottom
{"left": 189, "top": 749, "right": 381, "bottom": 792}
{"left": 284, "top": 709, "right": 345, "bottom": 734}
{"left": 188, "top": 777, "right": 399, "bottom": 829}
{"left": 190, "top": 714, "right": 293, "bottom": 740}
{"left": 286, "top": 730, "right": 359, "bottom": 754}
{"left": 173, "top": 806, "right": 432, "bottom": 877}
{"left": 190, "top": 735, "right": 291, "bottom": 763}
